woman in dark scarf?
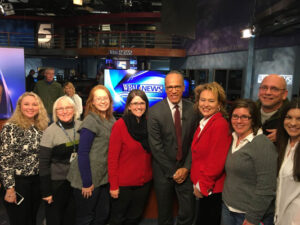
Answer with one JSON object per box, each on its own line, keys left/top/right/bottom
{"left": 108, "top": 89, "right": 152, "bottom": 225}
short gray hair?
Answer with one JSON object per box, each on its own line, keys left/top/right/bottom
{"left": 52, "top": 96, "right": 79, "bottom": 122}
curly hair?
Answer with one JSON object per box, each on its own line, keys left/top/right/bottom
{"left": 84, "top": 85, "right": 113, "bottom": 120}
{"left": 194, "top": 82, "right": 227, "bottom": 117}
{"left": 8, "top": 92, "right": 49, "bottom": 131}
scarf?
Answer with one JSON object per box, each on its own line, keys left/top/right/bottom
{"left": 56, "top": 119, "right": 75, "bottom": 129}
{"left": 123, "top": 113, "right": 150, "bottom": 153}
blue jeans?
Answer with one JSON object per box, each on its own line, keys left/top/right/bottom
{"left": 74, "top": 184, "right": 110, "bottom": 225}
{"left": 221, "top": 203, "right": 274, "bottom": 225}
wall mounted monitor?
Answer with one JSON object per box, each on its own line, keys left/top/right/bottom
{"left": 115, "top": 60, "right": 127, "bottom": 70}
{"left": 105, "top": 58, "right": 114, "bottom": 69}
{"left": 0, "top": 47, "right": 25, "bottom": 119}
{"left": 104, "top": 69, "right": 189, "bottom": 114}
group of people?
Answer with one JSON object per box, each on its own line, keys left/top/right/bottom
{"left": 0, "top": 70, "right": 298, "bottom": 225}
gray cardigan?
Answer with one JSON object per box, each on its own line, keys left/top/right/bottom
{"left": 67, "top": 112, "right": 115, "bottom": 189}
{"left": 222, "top": 134, "right": 277, "bottom": 225}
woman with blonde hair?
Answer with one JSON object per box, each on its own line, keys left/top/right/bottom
{"left": 0, "top": 92, "right": 48, "bottom": 225}
{"left": 67, "top": 85, "right": 116, "bottom": 225}
{"left": 191, "top": 82, "right": 232, "bottom": 225}
{"left": 64, "top": 82, "right": 83, "bottom": 116}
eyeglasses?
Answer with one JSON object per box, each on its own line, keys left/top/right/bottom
{"left": 165, "top": 85, "right": 182, "bottom": 91}
{"left": 259, "top": 85, "right": 285, "bottom": 93}
{"left": 231, "top": 114, "right": 252, "bottom": 121}
{"left": 130, "top": 102, "right": 146, "bottom": 107}
{"left": 56, "top": 106, "right": 74, "bottom": 113}
{"left": 94, "top": 97, "right": 109, "bottom": 102}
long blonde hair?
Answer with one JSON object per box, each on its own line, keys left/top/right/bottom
{"left": 8, "top": 92, "right": 49, "bottom": 130}
{"left": 64, "top": 82, "right": 76, "bottom": 96}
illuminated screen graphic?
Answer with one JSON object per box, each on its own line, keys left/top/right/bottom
{"left": 0, "top": 47, "right": 25, "bottom": 119}
{"left": 104, "top": 69, "right": 189, "bottom": 114}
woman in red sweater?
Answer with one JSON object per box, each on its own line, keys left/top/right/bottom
{"left": 108, "top": 89, "right": 152, "bottom": 225}
{"left": 191, "top": 82, "right": 232, "bottom": 225}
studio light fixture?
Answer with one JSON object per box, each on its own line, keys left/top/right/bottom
{"left": 0, "top": 4, "right": 4, "bottom": 15}
{"left": 241, "top": 26, "right": 255, "bottom": 39}
{"left": 73, "top": 0, "right": 83, "bottom": 6}
{"left": 0, "top": 2, "right": 15, "bottom": 16}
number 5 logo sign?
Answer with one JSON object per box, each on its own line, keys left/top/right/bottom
{"left": 38, "top": 24, "right": 53, "bottom": 48}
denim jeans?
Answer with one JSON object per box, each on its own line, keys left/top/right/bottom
{"left": 221, "top": 203, "right": 274, "bottom": 225}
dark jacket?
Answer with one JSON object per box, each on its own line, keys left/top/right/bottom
{"left": 257, "top": 98, "right": 289, "bottom": 136}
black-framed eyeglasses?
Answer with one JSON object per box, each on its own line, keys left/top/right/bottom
{"left": 231, "top": 114, "right": 252, "bottom": 121}
{"left": 259, "top": 85, "right": 285, "bottom": 93}
{"left": 165, "top": 85, "right": 182, "bottom": 91}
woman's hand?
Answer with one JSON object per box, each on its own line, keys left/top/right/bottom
{"left": 4, "top": 188, "right": 16, "bottom": 203}
{"left": 193, "top": 186, "right": 203, "bottom": 198}
{"left": 110, "top": 189, "right": 119, "bottom": 199}
{"left": 82, "top": 184, "right": 94, "bottom": 199}
{"left": 42, "top": 196, "right": 53, "bottom": 204}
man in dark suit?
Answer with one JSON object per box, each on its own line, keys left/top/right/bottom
{"left": 148, "top": 71, "right": 198, "bottom": 225}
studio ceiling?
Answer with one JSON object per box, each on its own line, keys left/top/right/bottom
{"left": 2, "top": 0, "right": 300, "bottom": 37}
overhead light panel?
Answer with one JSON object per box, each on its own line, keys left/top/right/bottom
{"left": 73, "top": 0, "right": 83, "bottom": 6}
{"left": 102, "top": 24, "right": 111, "bottom": 31}
{"left": 241, "top": 26, "right": 255, "bottom": 39}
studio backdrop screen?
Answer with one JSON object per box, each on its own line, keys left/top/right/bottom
{"left": 0, "top": 47, "right": 25, "bottom": 119}
{"left": 104, "top": 69, "right": 189, "bottom": 114}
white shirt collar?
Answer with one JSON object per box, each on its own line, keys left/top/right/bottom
{"left": 231, "top": 128, "right": 263, "bottom": 153}
{"left": 166, "top": 97, "right": 182, "bottom": 110}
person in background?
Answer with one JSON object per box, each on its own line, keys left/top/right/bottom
{"left": 34, "top": 67, "right": 64, "bottom": 120}
{"left": 37, "top": 69, "right": 45, "bottom": 81}
{"left": 148, "top": 71, "right": 198, "bottom": 225}
{"left": 191, "top": 82, "right": 232, "bottom": 225}
{"left": 108, "top": 89, "right": 152, "bottom": 225}
{"left": 257, "top": 74, "right": 288, "bottom": 142}
{"left": 0, "top": 92, "right": 49, "bottom": 225}
{"left": 64, "top": 81, "right": 83, "bottom": 116}
{"left": 222, "top": 99, "right": 277, "bottom": 225}
{"left": 96, "top": 70, "right": 104, "bottom": 85}
{"left": 39, "top": 96, "right": 81, "bottom": 225}
{"left": 274, "top": 99, "right": 300, "bottom": 225}
{"left": 26, "top": 69, "right": 36, "bottom": 92}
{"left": 67, "top": 85, "right": 116, "bottom": 225}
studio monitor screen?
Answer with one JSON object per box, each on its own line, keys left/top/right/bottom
{"left": 104, "top": 69, "right": 189, "bottom": 114}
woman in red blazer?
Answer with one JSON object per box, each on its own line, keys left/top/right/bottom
{"left": 108, "top": 89, "right": 152, "bottom": 225}
{"left": 191, "top": 82, "right": 232, "bottom": 225}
